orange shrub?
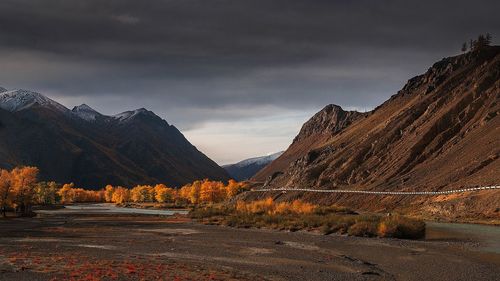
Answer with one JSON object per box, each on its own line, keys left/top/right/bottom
{"left": 236, "top": 198, "right": 316, "bottom": 215}
{"left": 377, "top": 215, "right": 425, "bottom": 239}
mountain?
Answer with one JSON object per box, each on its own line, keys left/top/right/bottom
{"left": 223, "top": 151, "right": 284, "bottom": 181}
{"left": 253, "top": 105, "right": 365, "bottom": 182}
{"left": 0, "top": 89, "right": 229, "bottom": 188}
{"left": 71, "top": 104, "right": 103, "bottom": 121}
{"left": 0, "top": 89, "right": 69, "bottom": 113}
{"left": 250, "top": 46, "right": 500, "bottom": 221}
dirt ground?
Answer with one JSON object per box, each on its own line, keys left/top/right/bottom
{"left": 0, "top": 213, "right": 499, "bottom": 281}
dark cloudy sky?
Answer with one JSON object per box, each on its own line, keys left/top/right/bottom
{"left": 0, "top": 0, "right": 498, "bottom": 164}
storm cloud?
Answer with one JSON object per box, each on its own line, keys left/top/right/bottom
{"left": 0, "top": 0, "right": 498, "bottom": 163}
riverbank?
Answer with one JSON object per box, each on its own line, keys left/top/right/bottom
{"left": 1, "top": 209, "right": 499, "bottom": 281}
{"left": 189, "top": 201, "right": 426, "bottom": 239}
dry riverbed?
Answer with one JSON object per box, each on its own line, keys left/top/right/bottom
{"left": 0, "top": 207, "right": 499, "bottom": 281}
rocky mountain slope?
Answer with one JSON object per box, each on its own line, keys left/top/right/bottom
{"left": 0, "top": 89, "right": 229, "bottom": 188}
{"left": 254, "top": 105, "right": 365, "bottom": 181}
{"left": 249, "top": 46, "right": 500, "bottom": 221}
{"left": 224, "top": 151, "right": 283, "bottom": 181}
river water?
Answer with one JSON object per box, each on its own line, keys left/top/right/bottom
{"left": 36, "top": 204, "right": 499, "bottom": 254}
{"left": 35, "top": 203, "right": 189, "bottom": 216}
{"left": 426, "top": 222, "right": 500, "bottom": 254}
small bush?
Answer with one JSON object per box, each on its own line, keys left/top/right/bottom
{"left": 378, "top": 215, "right": 425, "bottom": 239}
{"left": 348, "top": 221, "right": 378, "bottom": 237}
{"left": 189, "top": 204, "right": 233, "bottom": 219}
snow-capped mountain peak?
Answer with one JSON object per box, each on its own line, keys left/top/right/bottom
{"left": 72, "top": 104, "right": 102, "bottom": 121}
{"left": 232, "top": 151, "right": 284, "bottom": 168}
{"left": 0, "top": 89, "right": 68, "bottom": 113}
{"left": 0, "top": 87, "right": 7, "bottom": 93}
{"left": 112, "top": 108, "right": 151, "bottom": 122}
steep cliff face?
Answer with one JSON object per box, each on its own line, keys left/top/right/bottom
{"left": 253, "top": 105, "right": 365, "bottom": 181}
{"left": 249, "top": 47, "right": 500, "bottom": 221}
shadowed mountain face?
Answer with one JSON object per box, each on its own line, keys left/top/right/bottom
{"left": 0, "top": 90, "right": 229, "bottom": 188}
{"left": 250, "top": 47, "right": 500, "bottom": 220}
{"left": 223, "top": 151, "right": 283, "bottom": 181}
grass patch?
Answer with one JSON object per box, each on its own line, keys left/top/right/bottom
{"left": 189, "top": 198, "right": 425, "bottom": 239}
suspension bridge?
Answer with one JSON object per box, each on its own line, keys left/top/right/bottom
{"left": 250, "top": 185, "right": 500, "bottom": 195}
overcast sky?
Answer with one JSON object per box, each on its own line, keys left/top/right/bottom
{"left": 0, "top": 0, "right": 498, "bottom": 164}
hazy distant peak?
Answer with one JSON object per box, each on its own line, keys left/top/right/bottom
{"left": 0, "top": 89, "right": 68, "bottom": 113}
{"left": 0, "top": 87, "right": 7, "bottom": 93}
{"left": 234, "top": 151, "right": 284, "bottom": 167}
{"left": 223, "top": 151, "right": 284, "bottom": 181}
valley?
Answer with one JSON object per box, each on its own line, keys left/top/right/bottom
{"left": 1, "top": 207, "right": 499, "bottom": 281}
{"left": 0, "top": 7, "right": 498, "bottom": 279}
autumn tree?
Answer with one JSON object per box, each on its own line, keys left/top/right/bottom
{"left": 0, "top": 169, "right": 12, "bottom": 217}
{"left": 200, "top": 180, "right": 226, "bottom": 203}
{"left": 130, "top": 185, "right": 154, "bottom": 202}
{"left": 112, "top": 187, "right": 130, "bottom": 204}
{"left": 104, "top": 185, "right": 114, "bottom": 203}
{"left": 34, "top": 181, "right": 59, "bottom": 205}
{"left": 10, "top": 166, "right": 39, "bottom": 215}
{"left": 226, "top": 179, "right": 247, "bottom": 198}
{"left": 154, "top": 184, "right": 175, "bottom": 203}
{"left": 58, "top": 183, "right": 75, "bottom": 204}
{"left": 188, "top": 180, "right": 202, "bottom": 204}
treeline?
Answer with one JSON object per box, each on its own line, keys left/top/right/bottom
{"left": 103, "top": 179, "right": 248, "bottom": 204}
{"left": 461, "top": 33, "right": 493, "bottom": 52}
{"left": 0, "top": 166, "right": 248, "bottom": 217}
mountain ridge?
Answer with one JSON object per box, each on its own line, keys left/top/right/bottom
{"left": 0, "top": 88, "right": 229, "bottom": 188}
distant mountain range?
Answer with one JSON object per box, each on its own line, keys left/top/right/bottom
{"left": 223, "top": 151, "right": 283, "bottom": 181}
{"left": 0, "top": 88, "right": 229, "bottom": 188}
{"left": 250, "top": 46, "right": 500, "bottom": 221}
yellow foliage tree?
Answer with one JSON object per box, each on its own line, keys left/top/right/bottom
{"left": 58, "top": 183, "right": 75, "bottom": 204}
{"left": 188, "top": 180, "right": 202, "bottom": 204}
{"left": 226, "top": 179, "right": 247, "bottom": 198}
{"left": 10, "top": 166, "right": 39, "bottom": 215}
{"left": 154, "top": 184, "right": 175, "bottom": 203}
{"left": 130, "top": 185, "right": 154, "bottom": 202}
{"left": 104, "top": 185, "right": 114, "bottom": 203}
{"left": 34, "top": 181, "right": 59, "bottom": 205}
{"left": 200, "top": 180, "right": 226, "bottom": 203}
{"left": 111, "top": 187, "right": 130, "bottom": 204}
{"left": 0, "top": 169, "right": 12, "bottom": 217}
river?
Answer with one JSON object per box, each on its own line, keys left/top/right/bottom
{"left": 35, "top": 204, "right": 500, "bottom": 254}
{"left": 35, "top": 203, "right": 189, "bottom": 216}
{"left": 426, "top": 222, "right": 500, "bottom": 254}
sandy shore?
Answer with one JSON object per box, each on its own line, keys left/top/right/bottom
{"left": 0, "top": 212, "right": 499, "bottom": 281}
